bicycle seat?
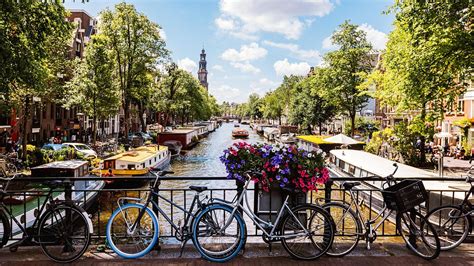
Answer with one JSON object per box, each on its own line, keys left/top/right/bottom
{"left": 189, "top": 186, "right": 207, "bottom": 193}
{"left": 342, "top": 182, "right": 361, "bottom": 190}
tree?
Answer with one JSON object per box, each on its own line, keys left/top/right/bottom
{"left": 324, "top": 21, "right": 373, "bottom": 137}
{"left": 0, "top": 1, "right": 72, "bottom": 157}
{"left": 289, "top": 70, "right": 337, "bottom": 134}
{"left": 100, "top": 3, "right": 168, "bottom": 135}
{"left": 261, "top": 92, "right": 283, "bottom": 125}
{"left": 371, "top": 1, "right": 472, "bottom": 164}
{"left": 65, "top": 35, "right": 120, "bottom": 144}
{"left": 247, "top": 94, "right": 263, "bottom": 120}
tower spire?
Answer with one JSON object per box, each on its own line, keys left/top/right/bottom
{"left": 198, "top": 48, "right": 208, "bottom": 91}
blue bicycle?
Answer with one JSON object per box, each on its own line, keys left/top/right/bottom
{"left": 105, "top": 169, "right": 245, "bottom": 262}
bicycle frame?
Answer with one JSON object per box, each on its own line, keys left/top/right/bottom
{"left": 0, "top": 187, "right": 56, "bottom": 245}
{"left": 222, "top": 177, "right": 310, "bottom": 240}
{"left": 126, "top": 185, "right": 206, "bottom": 240}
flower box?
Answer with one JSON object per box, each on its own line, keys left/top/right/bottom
{"left": 254, "top": 182, "right": 306, "bottom": 223}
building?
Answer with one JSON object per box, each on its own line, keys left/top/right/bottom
{"left": 197, "top": 48, "right": 208, "bottom": 90}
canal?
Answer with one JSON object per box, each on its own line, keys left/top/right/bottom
{"left": 169, "top": 122, "right": 266, "bottom": 177}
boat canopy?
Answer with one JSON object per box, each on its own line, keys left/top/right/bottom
{"left": 105, "top": 145, "right": 168, "bottom": 163}
{"left": 330, "top": 149, "right": 436, "bottom": 178}
{"left": 297, "top": 135, "right": 332, "bottom": 145}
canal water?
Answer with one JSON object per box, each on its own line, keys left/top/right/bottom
{"left": 169, "top": 122, "right": 266, "bottom": 177}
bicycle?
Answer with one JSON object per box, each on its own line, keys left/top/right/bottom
{"left": 105, "top": 169, "right": 243, "bottom": 261}
{"left": 323, "top": 163, "right": 441, "bottom": 260}
{"left": 425, "top": 174, "right": 473, "bottom": 250}
{"left": 192, "top": 171, "right": 335, "bottom": 261}
{"left": 0, "top": 175, "right": 92, "bottom": 263}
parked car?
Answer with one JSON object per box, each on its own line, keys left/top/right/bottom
{"left": 41, "top": 144, "right": 65, "bottom": 151}
{"left": 128, "top": 132, "right": 153, "bottom": 141}
{"left": 62, "top": 143, "right": 97, "bottom": 158}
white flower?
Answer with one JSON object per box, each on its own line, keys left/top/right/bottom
{"left": 308, "top": 153, "right": 313, "bottom": 158}
{"left": 275, "top": 164, "right": 280, "bottom": 169}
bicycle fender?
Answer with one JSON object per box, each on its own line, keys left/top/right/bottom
{"left": 82, "top": 211, "right": 94, "bottom": 234}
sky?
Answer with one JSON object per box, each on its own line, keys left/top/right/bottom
{"left": 65, "top": 0, "right": 395, "bottom": 104}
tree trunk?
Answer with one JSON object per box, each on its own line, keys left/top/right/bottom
{"left": 420, "top": 105, "right": 427, "bottom": 164}
{"left": 21, "top": 96, "right": 31, "bottom": 160}
{"left": 92, "top": 115, "right": 97, "bottom": 145}
{"left": 123, "top": 98, "right": 130, "bottom": 137}
{"left": 138, "top": 102, "right": 146, "bottom": 133}
{"left": 350, "top": 112, "right": 356, "bottom": 137}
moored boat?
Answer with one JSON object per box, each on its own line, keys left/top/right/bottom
{"left": 96, "top": 144, "right": 170, "bottom": 177}
{"left": 7, "top": 160, "right": 104, "bottom": 241}
{"left": 232, "top": 128, "right": 249, "bottom": 138}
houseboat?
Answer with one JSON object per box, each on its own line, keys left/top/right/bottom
{"left": 7, "top": 160, "right": 104, "bottom": 240}
{"left": 232, "top": 128, "right": 249, "bottom": 138}
{"left": 97, "top": 144, "right": 170, "bottom": 177}
{"left": 297, "top": 135, "right": 365, "bottom": 153}
{"left": 329, "top": 149, "right": 468, "bottom": 214}
{"left": 278, "top": 133, "right": 297, "bottom": 144}
{"left": 158, "top": 128, "right": 199, "bottom": 149}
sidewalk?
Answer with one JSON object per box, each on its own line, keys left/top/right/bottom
{"left": 1, "top": 242, "right": 474, "bottom": 265}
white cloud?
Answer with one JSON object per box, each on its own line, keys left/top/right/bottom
{"left": 273, "top": 58, "right": 311, "bottom": 77}
{"left": 262, "top": 40, "right": 321, "bottom": 63}
{"left": 215, "top": 17, "right": 237, "bottom": 31}
{"left": 250, "top": 78, "right": 280, "bottom": 95}
{"left": 212, "top": 65, "right": 225, "bottom": 72}
{"left": 221, "top": 43, "right": 267, "bottom": 62}
{"left": 358, "top": 23, "right": 388, "bottom": 50}
{"left": 217, "top": 0, "right": 334, "bottom": 40}
{"left": 321, "top": 36, "right": 337, "bottom": 50}
{"left": 158, "top": 28, "right": 167, "bottom": 41}
{"left": 230, "top": 62, "right": 261, "bottom": 74}
{"left": 321, "top": 24, "right": 388, "bottom": 50}
{"left": 177, "top": 57, "right": 197, "bottom": 73}
{"left": 209, "top": 85, "right": 243, "bottom": 103}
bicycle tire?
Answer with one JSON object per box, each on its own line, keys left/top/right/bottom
{"left": 192, "top": 204, "right": 246, "bottom": 263}
{"left": 396, "top": 209, "right": 440, "bottom": 260}
{"left": 106, "top": 203, "right": 159, "bottom": 259}
{"left": 323, "top": 202, "right": 362, "bottom": 257}
{"left": 426, "top": 205, "right": 469, "bottom": 251}
{"left": 280, "top": 204, "right": 335, "bottom": 260}
{"left": 0, "top": 209, "right": 10, "bottom": 248}
{"left": 38, "top": 204, "right": 91, "bottom": 263}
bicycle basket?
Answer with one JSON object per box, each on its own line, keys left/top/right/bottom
{"left": 381, "top": 179, "right": 428, "bottom": 212}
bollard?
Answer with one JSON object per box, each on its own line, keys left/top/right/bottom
{"left": 152, "top": 183, "right": 161, "bottom": 251}
{"left": 324, "top": 179, "right": 334, "bottom": 203}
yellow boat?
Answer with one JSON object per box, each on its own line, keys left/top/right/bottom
{"left": 95, "top": 144, "right": 171, "bottom": 176}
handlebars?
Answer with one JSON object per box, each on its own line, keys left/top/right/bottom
{"left": 366, "top": 163, "right": 398, "bottom": 181}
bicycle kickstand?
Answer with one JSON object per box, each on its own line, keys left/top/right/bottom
{"left": 179, "top": 238, "right": 190, "bottom": 257}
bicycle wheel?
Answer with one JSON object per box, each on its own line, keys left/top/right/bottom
{"left": 426, "top": 205, "right": 469, "bottom": 250}
{"left": 38, "top": 204, "right": 91, "bottom": 263}
{"left": 396, "top": 209, "right": 440, "bottom": 260}
{"left": 0, "top": 209, "right": 10, "bottom": 248}
{"left": 281, "top": 204, "right": 334, "bottom": 260}
{"left": 323, "top": 202, "right": 362, "bottom": 257}
{"left": 106, "top": 203, "right": 158, "bottom": 259}
{"left": 192, "top": 204, "right": 246, "bottom": 263}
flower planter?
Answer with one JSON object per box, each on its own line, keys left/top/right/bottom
{"left": 254, "top": 182, "right": 306, "bottom": 223}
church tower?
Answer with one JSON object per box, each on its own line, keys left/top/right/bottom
{"left": 197, "top": 48, "right": 208, "bottom": 91}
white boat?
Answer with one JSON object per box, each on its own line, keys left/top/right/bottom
{"left": 278, "top": 133, "right": 297, "bottom": 144}
{"left": 329, "top": 149, "right": 468, "bottom": 213}
{"left": 263, "top": 127, "right": 280, "bottom": 141}
{"left": 6, "top": 160, "right": 105, "bottom": 243}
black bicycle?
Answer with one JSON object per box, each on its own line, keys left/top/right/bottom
{"left": 426, "top": 174, "right": 473, "bottom": 250}
{"left": 105, "top": 169, "right": 242, "bottom": 261}
{"left": 0, "top": 175, "right": 92, "bottom": 263}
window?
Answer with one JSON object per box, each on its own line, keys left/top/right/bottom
{"left": 457, "top": 98, "right": 465, "bottom": 113}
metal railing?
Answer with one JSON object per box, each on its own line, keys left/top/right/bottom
{"left": 0, "top": 175, "right": 469, "bottom": 243}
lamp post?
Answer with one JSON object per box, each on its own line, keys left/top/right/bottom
{"left": 77, "top": 112, "right": 85, "bottom": 143}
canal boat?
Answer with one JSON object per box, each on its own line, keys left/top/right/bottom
{"left": 263, "top": 127, "right": 280, "bottom": 141}
{"left": 162, "top": 140, "right": 183, "bottom": 157}
{"left": 278, "top": 133, "right": 297, "bottom": 145}
{"left": 8, "top": 160, "right": 104, "bottom": 240}
{"left": 328, "top": 149, "right": 468, "bottom": 214}
{"left": 159, "top": 128, "right": 199, "bottom": 149}
{"left": 232, "top": 128, "right": 249, "bottom": 138}
{"left": 98, "top": 144, "right": 170, "bottom": 176}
